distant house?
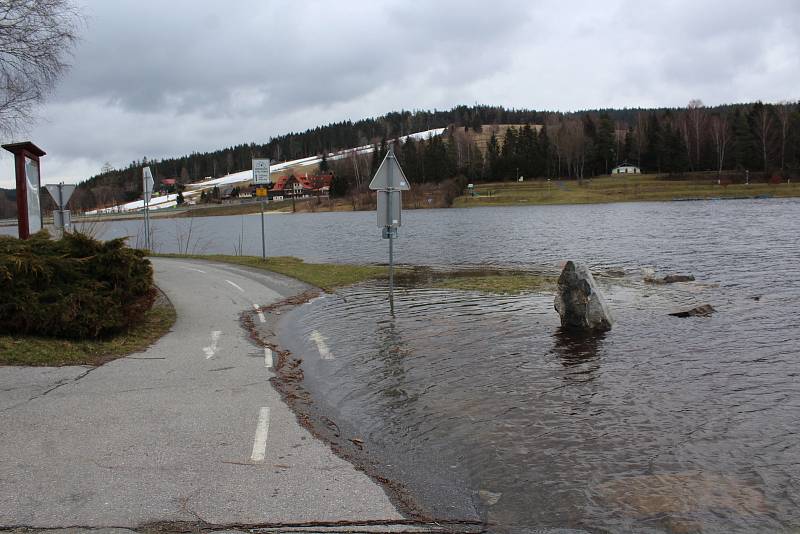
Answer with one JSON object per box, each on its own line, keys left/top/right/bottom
{"left": 611, "top": 163, "right": 641, "bottom": 175}
{"left": 268, "top": 174, "right": 333, "bottom": 200}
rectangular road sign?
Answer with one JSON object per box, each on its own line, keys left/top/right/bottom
{"left": 252, "top": 158, "right": 271, "bottom": 185}
{"left": 255, "top": 187, "right": 268, "bottom": 197}
{"left": 377, "top": 190, "right": 401, "bottom": 228}
{"left": 142, "top": 166, "right": 154, "bottom": 202}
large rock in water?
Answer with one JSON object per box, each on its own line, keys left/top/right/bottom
{"left": 554, "top": 261, "right": 614, "bottom": 331}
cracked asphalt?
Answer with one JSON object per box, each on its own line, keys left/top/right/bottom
{"left": 0, "top": 258, "right": 405, "bottom": 530}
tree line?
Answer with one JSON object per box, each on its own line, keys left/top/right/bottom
{"left": 2, "top": 100, "right": 796, "bottom": 215}
{"left": 326, "top": 100, "right": 800, "bottom": 198}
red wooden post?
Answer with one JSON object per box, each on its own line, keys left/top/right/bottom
{"left": 2, "top": 141, "right": 46, "bottom": 239}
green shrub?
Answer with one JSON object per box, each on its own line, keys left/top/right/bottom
{"left": 0, "top": 231, "right": 155, "bottom": 339}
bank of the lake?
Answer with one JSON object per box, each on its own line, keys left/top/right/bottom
{"left": 455, "top": 174, "right": 800, "bottom": 207}
{"left": 46, "top": 172, "right": 800, "bottom": 225}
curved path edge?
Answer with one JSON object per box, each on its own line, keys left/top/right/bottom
{"left": 0, "top": 258, "right": 404, "bottom": 530}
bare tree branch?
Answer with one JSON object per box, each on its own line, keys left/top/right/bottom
{"left": 0, "top": 0, "right": 81, "bottom": 136}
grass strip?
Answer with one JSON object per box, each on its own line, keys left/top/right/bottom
{"left": 0, "top": 295, "right": 176, "bottom": 367}
{"left": 152, "top": 254, "right": 390, "bottom": 291}
{"left": 431, "top": 273, "right": 556, "bottom": 294}
{"left": 454, "top": 175, "right": 800, "bottom": 207}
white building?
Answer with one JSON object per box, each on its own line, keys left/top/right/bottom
{"left": 611, "top": 163, "right": 641, "bottom": 174}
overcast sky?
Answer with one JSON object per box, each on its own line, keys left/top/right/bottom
{"left": 2, "top": 0, "right": 799, "bottom": 188}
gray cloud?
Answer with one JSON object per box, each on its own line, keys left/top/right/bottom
{"left": 1, "top": 0, "right": 798, "bottom": 187}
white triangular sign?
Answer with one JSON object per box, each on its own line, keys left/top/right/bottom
{"left": 143, "top": 166, "right": 154, "bottom": 202}
{"left": 369, "top": 148, "right": 410, "bottom": 191}
{"left": 45, "top": 184, "right": 76, "bottom": 208}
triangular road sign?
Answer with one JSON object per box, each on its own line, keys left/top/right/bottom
{"left": 143, "top": 166, "right": 155, "bottom": 202}
{"left": 369, "top": 148, "right": 410, "bottom": 191}
{"left": 45, "top": 183, "right": 76, "bottom": 208}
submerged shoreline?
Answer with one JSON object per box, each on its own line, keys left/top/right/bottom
{"left": 238, "top": 265, "right": 798, "bottom": 533}
{"left": 241, "top": 288, "right": 486, "bottom": 529}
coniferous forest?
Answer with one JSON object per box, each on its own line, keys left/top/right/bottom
{"left": 2, "top": 101, "right": 799, "bottom": 215}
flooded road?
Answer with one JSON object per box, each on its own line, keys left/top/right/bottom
{"left": 269, "top": 200, "right": 798, "bottom": 533}
{"left": 280, "top": 273, "right": 799, "bottom": 532}
{"left": 9, "top": 199, "right": 799, "bottom": 532}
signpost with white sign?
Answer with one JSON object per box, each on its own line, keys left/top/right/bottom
{"left": 142, "top": 166, "right": 154, "bottom": 250}
{"left": 252, "top": 158, "right": 271, "bottom": 185}
{"left": 369, "top": 148, "right": 409, "bottom": 311}
{"left": 45, "top": 182, "right": 76, "bottom": 235}
{"left": 252, "top": 159, "right": 271, "bottom": 259}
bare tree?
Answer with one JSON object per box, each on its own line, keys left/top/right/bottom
{"left": 687, "top": 99, "right": 705, "bottom": 169}
{"left": 710, "top": 114, "right": 730, "bottom": 175}
{"left": 0, "top": 0, "right": 81, "bottom": 135}
{"left": 679, "top": 114, "right": 692, "bottom": 170}
{"left": 614, "top": 120, "right": 625, "bottom": 164}
{"left": 753, "top": 103, "right": 774, "bottom": 171}
{"left": 635, "top": 111, "right": 646, "bottom": 166}
{"left": 776, "top": 100, "right": 793, "bottom": 170}
{"left": 544, "top": 114, "right": 563, "bottom": 176}
{"left": 561, "top": 118, "right": 586, "bottom": 179}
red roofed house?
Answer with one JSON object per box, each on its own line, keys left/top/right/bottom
{"left": 268, "top": 174, "right": 333, "bottom": 200}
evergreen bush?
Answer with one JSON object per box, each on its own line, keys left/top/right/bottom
{"left": 0, "top": 231, "right": 155, "bottom": 339}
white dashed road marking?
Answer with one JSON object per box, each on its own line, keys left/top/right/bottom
{"left": 310, "top": 330, "right": 334, "bottom": 360}
{"left": 250, "top": 407, "right": 270, "bottom": 462}
{"left": 202, "top": 330, "right": 222, "bottom": 359}
{"left": 180, "top": 266, "right": 206, "bottom": 273}
{"left": 253, "top": 304, "right": 266, "bottom": 323}
{"left": 225, "top": 279, "right": 245, "bottom": 293}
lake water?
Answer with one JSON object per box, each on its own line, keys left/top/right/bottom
{"left": 273, "top": 200, "right": 796, "bottom": 533}
{"left": 6, "top": 200, "right": 799, "bottom": 532}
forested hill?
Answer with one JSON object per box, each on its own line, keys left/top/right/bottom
{"left": 59, "top": 101, "right": 800, "bottom": 211}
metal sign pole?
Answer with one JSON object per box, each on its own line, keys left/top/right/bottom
{"left": 144, "top": 198, "right": 149, "bottom": 250}
{"left": 388, "top": 228, "right": 394, "bottom": 313}
{"left": 57, "top": 183, "right": 64, "bottom": 237}
{"left": 252, "top": 158, "right": 271, "bottom": 261}
{"left": 260, "top": 200, "right": 266, "bottom": 260}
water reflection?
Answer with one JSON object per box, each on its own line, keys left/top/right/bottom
{"left": 373, "top": 317, "right": 411, "bottom": 407}
{"left": 552, "top": 327, "right": 605, "bottom": 363}
{"left": 551, "top": 328, "right": 604, "bottom": 384}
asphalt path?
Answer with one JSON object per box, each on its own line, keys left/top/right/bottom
{"left": 0, "top": 258, "right": 404, "bottom": 530}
